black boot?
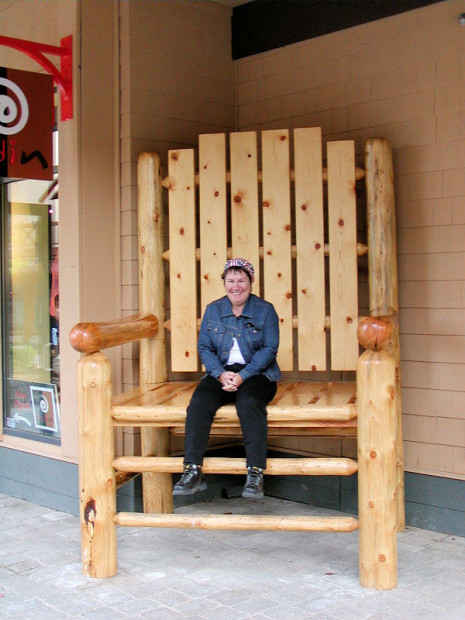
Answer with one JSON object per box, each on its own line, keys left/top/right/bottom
{"left": 242, "top": 466, "right": 264, "bottom": 499}
{"left": 173, "top": 464, "right": 207, "bottom": 496}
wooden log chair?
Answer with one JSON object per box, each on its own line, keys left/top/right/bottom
{"left": 70, "top": 128, "right": 404, "bottom": 590}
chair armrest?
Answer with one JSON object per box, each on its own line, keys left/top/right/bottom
{"left": 69, "top": 313, "right": 158, "bottom": 353}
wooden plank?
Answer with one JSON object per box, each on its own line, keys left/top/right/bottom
{"left": 207, "top": 426, "right": 357, "bottom": 437}
{"left": 316, "top": 382, "right": 357, "bottom": 408}
{"left": 112, "top": 380, "right": 356, "bottom": 418}
{"left": 230, "top": 131, "right": 260, "bottom": 293}
{"left": 137, "top": 152, "right": 167, "bottom": 386}
{"left": 168, "top": 149, "right": 198, "bottom": 371}
{"left": 113, "top": 456, "right": 358, "bottom": 476}
{"left": 116, "top": 512, "right": 359, "bottom": 532}
{"left": 358, "top": 349, "right": 398, "bottom": 589}
{"left": 327, "top": 140, "right": 358, "bottom": 370}
{"left": 262, "top": 129, "right": 293, "bottom": 370}
{"left": 294, "top": 127, "right": 326, "bottom": 371}
{"left": 365, "top": 137, "right": 404, "bottom": 531}
{"left": 273, "top": 382, "right": 327, "bottom": 407}
{"left": 137, "top": 152, "right": 171, "bottom": 514}
{"left": 78, "top": 353, "right": 117, "bottom": 578}
{"left": 199, "top": 134, "right": 227, "bottom": 314}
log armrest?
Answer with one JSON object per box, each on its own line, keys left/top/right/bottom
{"left": 69, "top": 313, "right": 158, "bottom": 353}
{"left": 357, "top": 313, "right": 398, "bottom": 351}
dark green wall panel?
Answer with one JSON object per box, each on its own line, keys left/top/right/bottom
{"left": 1, "top": 447, "right": 464, "bottom": 537}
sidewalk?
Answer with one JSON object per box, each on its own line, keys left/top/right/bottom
{"left": 1, "top": 491, "right": 464, "bottom": 619}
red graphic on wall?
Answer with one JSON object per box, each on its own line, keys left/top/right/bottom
{"left": 0, "top": 67, "right": 54, "bottom": 181}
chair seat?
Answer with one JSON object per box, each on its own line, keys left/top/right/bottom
{"left": 111, "top": 380, "right": 357, "bottom": 436}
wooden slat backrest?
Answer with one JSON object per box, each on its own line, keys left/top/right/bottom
{"left": 167, "top": 129, "right": 359, "bottom": 373}
{"left": 199, "top": 133, "right": 227, "bottom": 316}
{"left": 294, "top": 127, "right": 326, "bottom": 371}
{"left": 262, "top": 130, "right": 293, "bottom": 370}
{"left": 230, "top": 131, "right": 260, "bottom": 294}
{"left": 327, "top": 141, "right": 359, "bottom": 370}
{"left": 168, "top": 149, "right": 197, "bottom": 371}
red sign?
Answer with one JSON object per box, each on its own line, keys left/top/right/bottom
{"left": 0, "top": 67, "right": 54, "bottom": 181}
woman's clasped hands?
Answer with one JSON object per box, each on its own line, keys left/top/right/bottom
{"left": 219, "top": 371, "right": 243, "bottom": 392}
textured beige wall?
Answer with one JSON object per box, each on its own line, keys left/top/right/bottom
{"left": 0, "top": 0, "right": 81, "bottom": 461}
{"left": 235, "top": 1, "right": 465, "bottom": 480}
{"left": 0, "top": 0, "right": 119, "bottom": 462}
{"left": 2, "top": 0, "right": 464, "bottom": 480}
{"left": 118, "top": 0, "right": 235, "bottom": 454}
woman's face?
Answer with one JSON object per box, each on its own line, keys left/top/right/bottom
{"left": 224, "top": 269, "right": 251, "bottom": 310}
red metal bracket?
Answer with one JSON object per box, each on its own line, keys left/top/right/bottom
{"left": 0, "top": 34, "right": 73, "bottom": 121}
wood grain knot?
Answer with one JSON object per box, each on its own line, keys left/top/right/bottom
{"left": 141, "top": 246, "right": 146, "bottom": 254}
{"left": 311, "top": 365, "right": 317, "bottom": 371}
{"left": 214, "top": 191, "right": 219, "bottom": 197}
{"left": 368, "top": 501, "right": 375, "bottom": 508}
{"left": 277, "top": 272, "right": 282, "bottom": 278}
{"left": 370, "top": 450, "right": 377, "bottom": 459}
{"left": 84, "top": 499, "right": 96, "bottom": 525}
{"left": 267, "top": 250, "right": 272, "bottom": 255}
{"left": 203, "top": 274, "right": 208, "bottom": 280}
{"left": 346, "top": 316, "right": 353, "bottom": 323}
{"left": 301, "top": 288, "right": 307, "bottom": 294}
{"left": 284, "top": 224, "right": 291, "bottom": 231}
{"left": 185, "top": 351, "right": 190, "bottom": 357}
{"left": 378, "top": 554, "right": 386, "bottom": 563}
{"left": 179, "top": 227, "right": 185, "bottom": 235}
{"left": 233, "top": 194, "right": 242, "bottom": 203}
{"left": 170, "top": 152, "right": 178, "bottom": 161}
{"left": 338, "top": 218, "right": 344, "bottom": 227}
{"left": 280, "top": 134, "right": 287, "bottom": 141}
{"left": 263, "top": 200, "right": 270, "bottom": 208}
{"left": 301, "top": 204, "right": 307, "bottom": 211}
{"left": 315, "top": 243, "right": 321, "bottom": 250}
{"left": 286, "top": 292, "right": 292, "bottom": 299}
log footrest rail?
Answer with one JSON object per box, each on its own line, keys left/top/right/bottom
{"left": 115, "top": 512, "right": 359, "bottom": 532}
{"left": 112, "top": 456, "right": 358, "bottom": 476}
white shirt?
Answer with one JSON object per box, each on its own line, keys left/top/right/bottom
{"left": 226, "top": 337, "right": 246, "bottom": 365}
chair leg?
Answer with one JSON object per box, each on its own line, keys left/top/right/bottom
{"left": 78, "top": 352, "right": 117, "bottom": 578}
{"left": 357, "top": 349, "right": 398, "bottom": 590}
{"left": 141, "top": 427, "right": 173, "bottom": 513}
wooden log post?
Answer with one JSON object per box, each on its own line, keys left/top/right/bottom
{"left": 78, "top": 352, "right": 117, "bottom": 578}
{"left": 365, "top": 137, "right": 405, "bottom": 532}
{"left": 138, "top": 152, "right": 172, "bottom": 514}
{"left": 357, "top": 334, "right": 398, "bottom": 589}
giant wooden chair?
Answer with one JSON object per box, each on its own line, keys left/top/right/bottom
{"left": 70, "top": 128, "right": 403, "bottom": 589}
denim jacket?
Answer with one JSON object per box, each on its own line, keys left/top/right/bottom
{"left": 198, "top": 294, "right": 281, "bottom": 383}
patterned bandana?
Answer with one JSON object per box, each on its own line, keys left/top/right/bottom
{"left": 223, "top": 258, "right": 255, "bottom": 283}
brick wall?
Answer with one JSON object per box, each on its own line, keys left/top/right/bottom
{"left": 235, "top": 0, "right": 465, "bottom": 480}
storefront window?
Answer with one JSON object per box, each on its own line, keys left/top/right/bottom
{"left": 1, "top": 157, "right": 60, "bottom": 442}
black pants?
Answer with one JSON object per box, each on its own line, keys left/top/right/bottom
{"left": 184, "top": 366, "right": 277, "bottom": 469}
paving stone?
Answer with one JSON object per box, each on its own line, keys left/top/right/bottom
{"left": 0, "top": 494, "right": 464, "bottom": 619}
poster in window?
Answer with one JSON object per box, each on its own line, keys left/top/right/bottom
{"left": 6, "top": 378, "right": 60, "bottom": 438}
{"left": 29, "top": 384, "right": 59, "bottom": 432}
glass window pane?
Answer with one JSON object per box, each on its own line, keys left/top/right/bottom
{"left": 2, "top": 177, "right": 60, "bottom": 443}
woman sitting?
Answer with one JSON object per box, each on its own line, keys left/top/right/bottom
{"left": 173, "top": 258, "right": 281, "bottom": 499}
